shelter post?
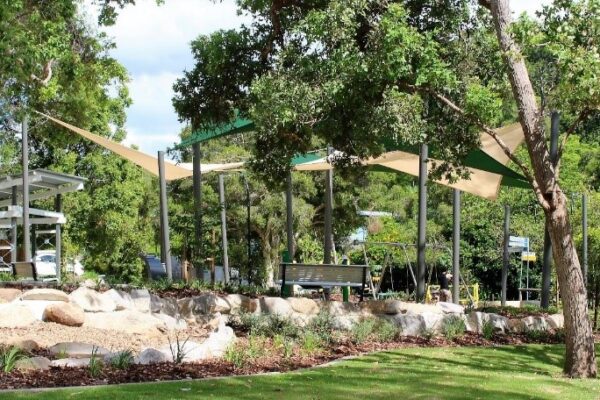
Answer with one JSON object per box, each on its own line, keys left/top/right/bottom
{"left": 10, "top": 187, "right": 17, "bottom": 263}
{"left": 55, "top": 194, "right": 62, "bottom": 281}
{"left": 501, "top": 205, "right": 510, "bottom": 306}
{"left": 416, "top": 143, "right": 428, "bottom": 303}
{"left": 452, "top": 189, "right": 461, "bottom": 304}
{"left": 192, "top": 143, "right": 202, "bottom": 270}
{"left": 583, "top": 193, "right": 588, "bottom": 287}
{"left": 285, "top": 171, "right": 294, "bottom": 261}
{"left": 323, "top": 148, "right": 334, "bottom": 265}
{"left": 218, "top": 174, "right": 230, "bottom": 284}
{"left": 541, "top": 111, "right": 559, "bottom": 309}
{"left": 158, "top": 151, "right": 173, "bottom": 280}
{"left": 22, "top": 116, "right": 30, "bottom": 262}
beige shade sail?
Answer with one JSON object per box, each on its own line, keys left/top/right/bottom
{"left": 37, "top": 112, "right": 242, "bottom": 181}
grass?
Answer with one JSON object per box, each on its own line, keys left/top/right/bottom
{"left": 3, "top": 344, "right": 600, "bottom": 399}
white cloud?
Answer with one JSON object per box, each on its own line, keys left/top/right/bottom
{"left": 512, "top": 0, "right": 550, "bottom": 17}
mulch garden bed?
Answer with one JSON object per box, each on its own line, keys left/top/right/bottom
{"left": 0, "top": 333, "right": 566, "bottom": 390}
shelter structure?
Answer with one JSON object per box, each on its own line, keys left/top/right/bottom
{"left": 0, "top": 168, "right": 85, "bottom": 280}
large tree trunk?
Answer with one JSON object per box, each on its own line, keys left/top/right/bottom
{"left": 489, "top": 0, "right": 596, "bottom": 377}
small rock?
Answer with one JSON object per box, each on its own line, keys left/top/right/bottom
{"left": 0, "top": 304, "right": 36, "bottom": 328}
{"left": 49, "top": 342, "right": 109, "bottom": 358}
{"left": 69, "top": 287, "right": 116, "bottom": 313}
{"left": 288, "top": 297, "right": 320, "bottom": 315}
{"left": 21, "top": 288, "right": 69, "bottom": 302}
{"left": 51, "top": 358, "right": 91, "bottom": 368}
{"left": 7, "top": 339, "right": 40, "bottom": 352}
{"left": 134, "top": 348, "right": 168, "bottom": 365}
{"left": 15, "top": 357, "right": 52, "bottom": 371}
{"left": 0, "top": 288, "right": 22, "bottom": 303}
{"left": 43, "top": 302, "right": 85, "bottom": 327}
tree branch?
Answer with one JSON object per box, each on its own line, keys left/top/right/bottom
{"left": 30, "top": 59, "right": 54, "bottom": 86}
{"left": 405, "top": 83, "right": 550, "bottom": 210}
{"left": 557, "top": 108, "right": 591, "bottom": 161}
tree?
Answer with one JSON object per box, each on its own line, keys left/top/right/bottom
{"left": 0, "top": 1, "right": 156, "bottom": 281}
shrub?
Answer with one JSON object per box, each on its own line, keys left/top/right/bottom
{"left": 442, "top": 316, "right": 466, "bottom": 340}
{"left": 224, "top": 343, "right": 247, "bottom": 368}
{"left": 300, "top": 331, "right": 322, "bottom": 355}
{"left": 265, "top": 314, "right": 301, "bottom": 338}
{"left": 88, "top": 347, "right": 103, "bottom": 378}
{"left": 374, "top": 320, "right": 398, "bottom": 343}
{"left": 0, "top": 347, "right": 24, "bottom": 373}
{"left": 525, "top": 329, "right": 549, "bottom": 342}
{"left": 307, "top": 310, "right": 336, "bottom": 344}
{"left": 481, "top": 320, "right": 495, "bottom": 340}
{"left": 109, "top": 350, "right": 134, "bottom": 370}
{"left": 351, "top": 318, "right": 377, "bottom": 344}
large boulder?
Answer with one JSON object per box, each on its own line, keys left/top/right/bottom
{"left": 224, "top": 294, "right": 250, "bottom": 314}
{"left": 546, "top": 314, "right": 564, "bottom": 330}
{"left": 0, "top": 303, "right": 36, "bottom": 328}
{"left": 258, "top": 297, "right": 293, "bottom": 316}
{"left": 151, "top": 295, "right": 179, "bottom": 318}
{"left": 21, "top": 288, "right": 69, "bottom": 302}
{"left": 19, "top": 300, "right": 63, "bottom": 320}
{"left": 287, "top": 297, "right": 320, "bottom": 315}
{"left": 436, "top": 302, "right": 464, "bottom": 314}
{"left": 49, "top": 342, "right": 110, "bottom": 358}
{"left": 178, "top": 294, "right": 230, "bottom": 319}
{"left": 152, "top": 313, "right": 187, "bottom": 331}
{"left": 0, "top": 288, "right": 22, "bottom": 303}
{"left": 521, "top": 316, "right": 548, "bottom": 332}
{"left": 130, "top": 289, "right": 151, "bottom": 313}
{"left": 69, "top": 287, "right": 116, "bottom": 313}
{"left": 385, "top": 300, "right": 443, "bottom": 315}
{"left": 389, "top": 314, "right": 425, "bottom": 336}
{"left": 158, "top": 322, "right": 236, "bottom": 362}
{"left": 359, "top": 300, "right": 387, "bottom": 315}
{"left": 135, "top": 348, "right": 169, "bottom": 365}
{"left": 101, "top": 289, "right": 134, "bottom": 311}
{"left": 508, "top": 318, "right": 525, "bottom": 333}
{"left": 15, "top": 357, "right": 52, "bottom": 371}
{"left": 465, "top": 312, "right": 509, "bottom": 334}
{"left": 84, "top": 309, "right": 165, "bottom": 334}
{"left": 43, "top": 302, "right": 85, "bottom": 327}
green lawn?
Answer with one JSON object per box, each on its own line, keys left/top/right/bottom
{"left": 3, "top": 344, "right": 600, "bottom": 400}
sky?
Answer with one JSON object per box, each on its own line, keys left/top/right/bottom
{"left": 91, "top": 0, "right": 549, "bottom": 156}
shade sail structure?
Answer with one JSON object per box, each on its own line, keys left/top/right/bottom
{"left": 177, "top": 117, "right": 254, "bottom": 148}
{"left": 39, "top": 112, "right": 529, "bottom": 199}
{"left": 37, "top": 112, "right": 243, "bottom": 181}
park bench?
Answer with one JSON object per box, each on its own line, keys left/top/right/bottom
{"left": 11, "top": 261, "right": 37, "bottom": 281}
{"left": 278, "top": 263, "right": 369, "bottom": 301}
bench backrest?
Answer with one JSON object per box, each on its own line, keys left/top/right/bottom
{"left": 12, "top": 262, "right": 37, "bottom": 281}
{"left": 279, "top": 263, "right": 367, "bottom": 287}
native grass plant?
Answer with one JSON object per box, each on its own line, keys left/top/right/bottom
{"left": 0, "top": 346, "right": 25, "bottom": 373}
{"left": 481, "top": 320, "right": 495, "bottom": 340}
{"left": 420, "top": 327, "right": 437, "bottom": 341}
{"left": 307, "top": 310, "right": 337, "bottom": 344}
{"left": 88, "top": 346, "right": 103, "bottom": 378}
{"left": 374, "top": 320, "right": 399, "bottom": 343}
{"left": 224, "top": 334, "right": 268, "bottom": 368}
{"left": 233, "top": 312, "right": 301, "bottom": 339}
{"left": 300, "top": 331, "right": 323, "bottom": 356}
{"left": 273, "top": 334, "right": 295, "bottom": 359}
{"left": 168, "top": 333, "right": 191, "bottom": 364}
{"left": 442, "top": 316, "right": 466, "bottom": 340}
{"left": 0, "top": 272, "right": 15, "bottom": 282}
{"left": 109, "top": 349, "right": 134, "bottom": 370}
{"left": 351, "top": 318, "right": 378, "bottom": 345}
